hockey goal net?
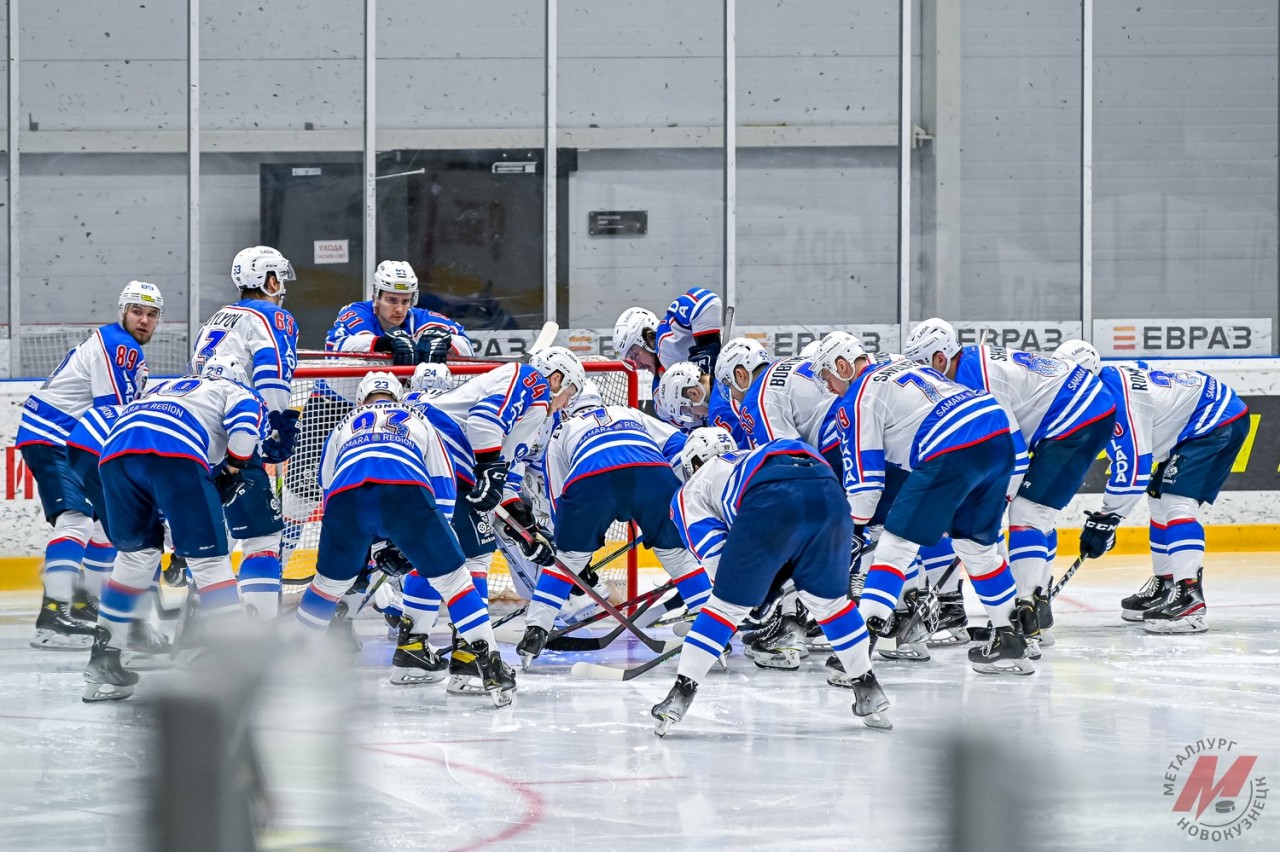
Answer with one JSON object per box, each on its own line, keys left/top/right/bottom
{"left": 274, "top": 357, "right": 640, "bottom": 604}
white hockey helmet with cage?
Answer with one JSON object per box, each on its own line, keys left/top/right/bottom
{"left": 200, "top": 353, "right": 249, "bottom": 386}
{"left": 903, "top": 317, "right": 961, "bottom": 366}
{"left": 680, "top": 426, "right": 737, "bottom": 480}
{"left": 373, "top": 260, "right": 419, "bottom": 302}
{"left": 231, "top": 246, "right": 295, "bottom": 295}
{"left": 655, "top": 361, "right": 707, "bottom": 427}
{"left": 612, "top": 307, "right": 659, "bottom": 358}
{"left": 714, "top": 336, "right": 770, "bottom": 393}
{"left": 1054, "top": 339, "right": 1102, "bottom": 376}
{"left": 118, "top": 280, "right": 164, "bottom": 318}
{"left": 357, "top": 371, "right": 405, "bottom": 404}
{"left": 810, "top": 331, "right": 867, "bottom": 390}
{"left": 530, "top": 346, "right": 586, "bottom": 403}
{"left": 409, "top": 362, "right": 453, "bottom": 395}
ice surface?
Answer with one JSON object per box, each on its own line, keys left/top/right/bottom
{"left": 1, "top": 554, "right": 1278, "bottom": 850}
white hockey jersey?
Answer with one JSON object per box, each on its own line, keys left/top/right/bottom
{"left": 101, "top": 375, "right": 266, "bottom": 470}
{"left": 317, "top": 400, "right": 457, "bottom": 514}
{"left": 737, "top": 357, "right": 838, "bottom": 454}
{"left": 656, "top": 288, "right": 723, "bottom": 370}
{"left": 952, "top": 345, "right": 1114, "bottom": 447}
{"left": 190, "top": 298, "right": 299, "bottom": 414}
{"left": 832, "top": 359, "right": 1012, "bottom": 523}
{"left": 1098, "top": 365, "right": 1247, "bottom": 518}
{"left": 543, "top": 403, "right": 672, "bottom": 510}
{"left": 16, "top": 323, "right": 147, "bottom": 448}
{"left": 428, "top": 362, "right": 550, "bottom": 472}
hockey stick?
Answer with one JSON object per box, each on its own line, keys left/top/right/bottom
{"left": 354, "top": 571, "right": 390, "bottom": 614}
{"left": 492, "top": 536, "right": 640, "bottom": 633}
{"left": 546, "top": 580, "right": 677, "bottom": 652}
{"left": 723, "top": 305, "right": 736, "bottom": 341}
{"left": 570, "top": 640, "right": 683, "bottom": 682}
{"left": 1049, "top": 554, "right": 1087, "bottom": 601}
{"left": 492, "top": 503, "right": 669, "bottom": 653}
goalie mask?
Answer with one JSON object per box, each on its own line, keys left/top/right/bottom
{"left": 679, "top": 426, "right": 736, "bottom": 480}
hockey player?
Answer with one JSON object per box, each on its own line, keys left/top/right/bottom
{"left": 903, "top": 318, "right": 1116, "bottom": 646}
{"left": 17, "top": 280, "right": 160, "bottom": 649}
{"left": 325, "top": 260, "right": 473, "bottom": 364}
{"left": 811, "top": 331, "right": 1034, "bottom": 675}
{"left": 1055, "top": 346, "right": 1248, "bottom": 634}
{"left": 294, "top": 371, "right": 515, "bottom": 706}
{"left": 654, "top": 432, "right": 890, "bottom": 736}
{"left": 655, "top": 360, "right": 748, "bottom": 449}
{"left": 190, "top": 246, "right": 301, "bottom": 617}
{"left": 514, "top": 383, "right": 714, "bottom": 669}
{"left": 82, "top": 355, "right": 266, "bottom": 701}
{"left": 613, "top": 287, "right": 724, "bottom": 377}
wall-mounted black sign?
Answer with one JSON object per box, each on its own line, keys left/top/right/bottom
{"left": 589, "top": 210, "right": 647, "bottom": 236}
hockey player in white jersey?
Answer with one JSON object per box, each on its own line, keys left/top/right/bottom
{"left": 190, "top": 246, "right": 301, "bottom": 617}
{"left": 83, "top": 355, "right": 267, "bottom": 701}
{"left": 655, "top": 432, "right": 890, "bottom": 735}
{"left": 812, "top": 331, "right": 1034, "bottom": 675}
{"left": 904, "top": 318, "right": 1117, "bottom": 647}
{"left": 17, "top": 280, "right": 160, "bottom": 649}
{"left": 1055, "top": 343, "right": 1248, "bottom": 634}
{"left": 514, "top": 382, "right": 714, "bottom": 669}
{"left": 613, "top": 287, "right": 724, "bottom": 378}
{"left": 295, "top": 371, "right": 516, "bottom": 705}
{"left": 654, "top": 360, "right": 748, "bottom": 449}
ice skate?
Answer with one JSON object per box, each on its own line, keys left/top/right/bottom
{"left": 326, "top": 601, "right": 362, "bottom": 654}
{"left": 30, "top": 595, "right": 95, "bottom": 650}
{"left": 122, "top": 619, "right": 173, "bottom": 671}
{"left": 163, "top": 553, "right": 189, "bottom": 588}
{"left": 968, "top": 622, "right": 1036, "bottom": 675}
{"left": 1121, "top": 574, "right": 1172, "bottom": 622}
{"left": 389, "top": 617, "right": 448, "bottom": 685}
{"left": 651, "top": 675, "right": 697, "bottom": 737}
{"left": 1033, "top": 586, "right": 1055, "bottom": 647}
{"left": 795, "top": 601, "right": 830, "bottom": 651}
{"left": 1142, "top": 571, "right": 1206, "bottom": 634}
{"left": 517, "top": 625, "right": 549, "bottom": 671}
{"left": 928, "top": 583, "right": 969, "bottom": 646}
{"left": 69, "top": 589, "right": 100, "bottom": 624}
{"left": 877, "top": 611, "right": 931, "bottom": 662}
{"left": 449, "top": 638, "right": 517, "bottom": 707}
{"left": 743, "top": 613, "right": 806, "bottom": 670}
{"left": 848, "top": 670, "right": 892, "bottom": 731}
{"left": 82, "top": 627, "right": 140, "bottom": 703}
{"left": 1014, "top": 597, "right": 1042, "bottom": 661}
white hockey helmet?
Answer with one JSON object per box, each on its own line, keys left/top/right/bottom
{"left": 530, "top": 346, "right": 586, "bottom": 403}
{"left": 231, "top": 246, "right": 295, "bottom": 295}
{"left": 373, "top": 260, "right": 419, "bottom": 302}
{"left": 612, "top": 307, "right": 659, "bottom": 359}
{"left": 118, "top": 280, "right": 164, "bottom": 319}
{"left": 409, "top": 362, "right": 453, "bottom": 395}
{"left": 567, "top": 379, "right": 606, "bottom": 415}
{"left": 200, "top": 353, "right": 249, "bottom": 386}
{"left": 655, "top": 361, "right": 708, "bottom": 427}
{"left": 810, "top": 331, "right": 867, "bottom": 392}
{"left": 903, "top": 317, "right": 961, "bottom": 366}
{"left": 799, "top": 339, "right": 823, "bottom": 361}
{"left": 1054, "top": 339, "right": 1102, "bottom": 376}
{"left": 357, "top": 370, "right": 405, "bottom": 404}
{"left": 680, "top": 426, "right": 736, "bottom": 480}
{"left": 714, "top": 336, "right": 770, "bottom": 394}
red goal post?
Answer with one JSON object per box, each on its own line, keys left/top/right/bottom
{"left": 275, "top": 357, "right": 641, "bottom": 604}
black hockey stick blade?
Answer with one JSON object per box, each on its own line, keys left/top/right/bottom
{"left": 546, "top": 582, "right": 676, "bottom": 651}
{"left": 1049, "top": 554, "right": 1087, "bottom": 601}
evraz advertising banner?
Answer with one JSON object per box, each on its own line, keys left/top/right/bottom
{"left": 1093, "top": 318, "right": 1272, "bottom": 357}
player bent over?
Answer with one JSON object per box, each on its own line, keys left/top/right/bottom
{"left": 812, "top": 331, "right": 1034, "bottom": 676}
{"left": 1056, "top": 341, "right": 1248, "bottom": 634}
{"left": 294, "top": 372, "right": 515, "bottom": 706}
{"left": 17, "top": 281, "right": 159, "bottom": 649}
{"left": 653, "top": 434, "right": 889, "bottom": 736}
{"left": 84, "top": 355, "right": 266, "bottom": 701}
{"left": 514, "top": 357, "right": 714, "bottom": 669}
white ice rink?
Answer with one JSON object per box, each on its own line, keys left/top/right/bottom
{"left": 2, "top": 554, "right": 1278, "bottom": 851}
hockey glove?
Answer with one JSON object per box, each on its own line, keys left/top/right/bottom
{"left": 688, "top": 339, "right": 722, "bottom": 376}
{"left": 466, "top": 454, "right": 509, "bottom": 512}
{"left": 1079, "top": 510, "right": 1121, "bottom": 559}
{"left": 414, "top": 329, "right": 453, "bottom": 364}
{"left": 210, "top": 461, "right": 247, "bottom": 506}
{"left": 370, "top": 540, "right": 415, "bottom": 578}
{"left": 500, "top": 500, "right": 556, "bottom": 567}
{"left": 262, "top": 409, "right": 302, "bottom": 463}
{"left": 374, "top": 328, "right": 416, "bottom": 366}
